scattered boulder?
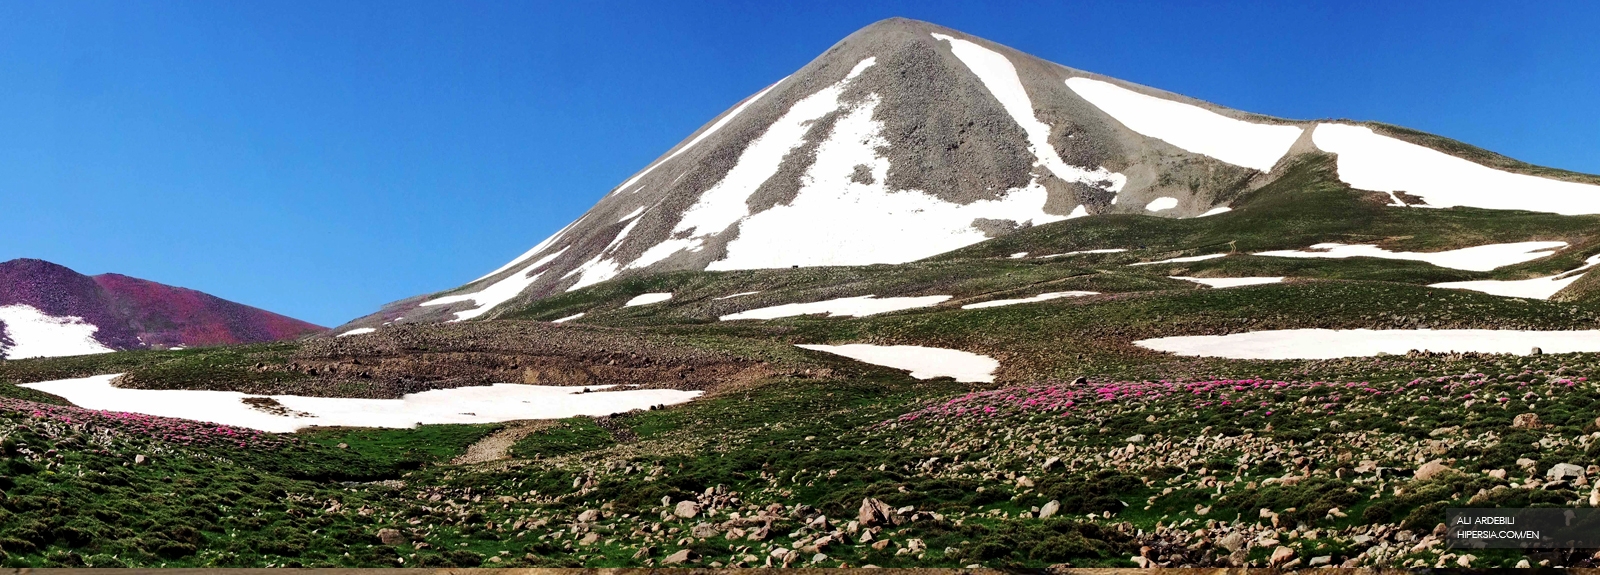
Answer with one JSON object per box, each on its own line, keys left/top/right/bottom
{"left": 1415, "top": 460, "right": 1452, "bottom": 481}
{"left": 577, "top": 509, "right": 601, "bottom": 523}
{"left": 691, "top": 523, "right": 718, "bottom": 539}
{"left": 1270, "top": 546, "right": 1295, "bottom": 566}
{"left": 674, "top": 500, "right": 701, "bottom": 519}
{"left": 1039, "top": 500, "right": 1060, "bottom": 519}
{"left": 376, "top": 528, "right": 406, "bottom": 546}
{"left": 1125, "top": 434, "right": 1145, "bottom": 443}
{"left": 134, "top": 454, "right": 147, "bottom": 465}
{"left": 662, "top": 549, "right": 697, "bottom": 565}
{"left": 1548, "top": 463, "right": 1585, "bottom": 481}
{"left": 858, "top": 497, "right": 893, "bottom": 527}
{"left": 1513, "top": 413, "right": 1542, "bottom": 428}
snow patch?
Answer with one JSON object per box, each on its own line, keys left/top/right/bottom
{"left": 336, "top": 328, "right": 376, "bottom": 338}
{"left": 1170, "top": 276, "right": 1284, "bottom": 288}
{"left": 715, "top": 291, "right": 761, "bottom": 300}
{"left": 20, "top": 374, "right": 700, "bottom": 433}
{"left": 551, "top": 313, "right": 585, "bottom": 324}
{"left": 1128, "top": 254, "right": 1228, "bottom": 266}
{"left": 796, "top": 344, "right": 998, "bottom": 383}
{"left": 720, "top": 295, "right": 950, "bottom": 321}
{"left": 1253, "top": 241, "right": 1566, "bottom": 272}
{"left": 1429, "top": 254, "right": 1600, "bottom": 300}
{"left": 420, "top": 266, "right": 545, "bottom": 322}
{"left": 624, "top": 293, "right": 673, "bottom": 307}
{"left": 960, "top": 292, "right": 1098, "bottom": 309}
{"left": 1009, "top": 252, "right": 1029, "bottom": 259}
{"left": 1038, "top": 248, "right": 1127, "bottom": 258}
{"left": 1311, "top": 123, "right": 1600, "bottom": 215}
{"left": 1197, "top": 206, "right": 1232, "bottom": 217}
{"left": 1136, "top": 329, "right": 1600, "bottom": 360}
{"left": 1146, "top": 197, "right": 1178, "bottom": 212}
{"left": 1065, "top": 78, "right": 1302, "bottom": 172}
{"left": 0, "top": 304, "right": 115, "bottom": 359}
{"left": 934, "top": 35, "right": 1126, "bottom": 193}
{"left": 471, "top": 217, "right": 581, "bottom": 283}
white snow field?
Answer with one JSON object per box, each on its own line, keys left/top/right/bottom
{"left": 1038, "top": 248, "right": 1128, "bottom": 258}
{"left": 566, "top": 209, "right": 652, "bottom": 291}
{"left": 1170, "top": 276, "right": 1285, "bottom": 288}
{"left": 21, "top": 374, "right": 700, "bottom": 433}
{"left": 1253, "top": 241, "right": 1566, "bottom": 272}
{"left": 624, "top": 292, "right": 673, "bottom": 307}
{"left": 629, "top": 58, "right": 879, "bottom": 272}
{"left": 0, "top": 304, "right": 115, "bottom": 359}
{"left": 1065, "top": 77, "right": 1303, "bottom": 172}
{"left": 1197, "top": 206, "right": 1233, "bottom": 217}
{"left": 960, "top": 291, "right": 1099, "bottom": 309}
{"left": 720, "top": 295, "right": 950, "bottom": 321}
{"left": 1127, "top": 253, "right": 1228, "bottom": 266}
{"left": 1145, "top": 197, "right": 1179, "bottom": 212}
{"left": 1429, "top": 254, "right": 1600, "bottom": 300}
{"left": 337, "top": 327, "right": 376, "bottom": 338}
{"left": 933, "top": 34, "right": 1127, "bottom": 195}
{"left": 1311, "top": 123, "right": 1600, "bottom": 214}
{"left": 796, "top": 344, "right": 998, "bottom": 383}
{"left": 611, "top": 80, "right": 783, "bottom": 196}
{"left": 471, "top": 216, "right": 582, "bottom": 283}
{"left": 1135, "top": 329, "right": 1600, "bottom": 360}
{"left": 550, "top": 313, "right": 585, "bottom": 324}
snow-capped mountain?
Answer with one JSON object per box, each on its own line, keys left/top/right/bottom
{"left": 354, "top": 17, "right": 1600, "bottom": 327}
{"left": 0, "top": 258, "right": 325, "bottom": 359}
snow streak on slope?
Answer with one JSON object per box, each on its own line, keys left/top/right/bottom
{"left": 337, "top": 327, "right": 376, "bottom": 337}
{"left": 611, "top": 81, "right": 783, "bottom": 196}
{"left": 1127, "top": 254, "right": 1228, "bottom": 266}
{"left": 797, "top": 344, "right": 998, "bottom": 383}
{"left": 566, "top": 211, "right": 649, "bottom": 291}
{"left": 0, "top": 304, "right": 115, "bottom": 359}
{"left": 1429, "top": 254, "right": 1600, "bottom": 300}
{"left": 624, "top": 293, "right": 673, "bottom": 307}
{"left": 720, "top": 295, "right": 950, "bottom": 321}
{"left": 1312, "top": 124, "right": 1600, "bottom": 215}
{"left": 1170, "top": 276, "right": 1284, "bottom": 288}
{"left": 1253, "top": 241, "right": 1565, "bottom": 272}
{"left": 710, "top": 93, "right": 1074, "bottom": 270}
{"left": 421, "top": 267, "right": 546, "bottom": 322}
{"left": 1038, "top": 248, "right": 1127, "bottom": 258}
{"left": 629, "top": 59, "right": 879, "bottom": 272}
{"left": 1065, "top": 78, "right": 1303, "bottom": 172}
{"left": 932, "top": 34, "right": 1126, "bottom": 194}
{"left": 1197, "top": 206, "right": 1232, "bottom": 217}
{"left": 960, "top": 291, "right": 1098, "bottom": 309}
{"left": 1136, "top": 329, "right": 1600, "bottom": 360}
{"left": 471, "top": 218, "right": 581, "bottom": 283}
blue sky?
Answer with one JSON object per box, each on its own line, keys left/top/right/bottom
{"left": 2, "top": 1, "right": 1596, "bottom": 327}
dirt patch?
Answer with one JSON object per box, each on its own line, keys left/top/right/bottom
{"left": 450, "top": 420, "right": 555, "bottom": 465}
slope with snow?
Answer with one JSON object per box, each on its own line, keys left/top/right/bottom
{"left": 1136, "top": 329, "right": 1600, "bottom": 360}
{"left": 624, "top": 293, "right": 673, "bottom": 307}
{"left": 1170, "top": 276, "right": 1284, "bottom": 288}
{"left": 720, "top": 295, "right": 950, "bottom": 321}
{"left": 22, "top": 374, "right": 700, "bottom": 433}
{"left": 1253, "top": 241, "right": 1565, "bottom": 272}
{"left": 1066, "top": 77, "right": 1302, "bottom": 172}
{"left": 1312, "top": 124, "right": 1600, "bottom": 214}
{"left": 1127, "top": 254, "right": 1228, "bottom": 267}
{"left": 1429, "top": 254, "right": 1600, "bottom": 300}
{"left": 0, "top": 304, "right": 115, "bottom": 359}
{"left": 796, "top": 344, "right": 998, "bottom": 383}
{"left": 960, "top": 291, "right": 1098, "bottom": 309}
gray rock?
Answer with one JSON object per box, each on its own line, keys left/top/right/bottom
{"left": 1548, "top": 463, "right": 1586, "bottom": 481}
{"left": 376, "top": 528, "right": 406, "bottom": 546}
{"left": 577, "top": 509, "right": 600, "bottom": 523}
{"left": 674, "top": 500, "right": 701, "bottom": 519}
{"left": 1038, "top": 500, "right": 1060, "bottom": 519}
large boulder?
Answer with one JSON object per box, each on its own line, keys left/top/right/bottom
{"left": 674, "top": 500, "right": 701, "bottom": 519}
{"left": 1548, "top": 463, "right": 1586, "bottom": 481}
{"left": 1415, "top": 460, "right": 1453, "bottom": 481}
{"left": 858, "top": 497, "right": 894, "bottom": 527}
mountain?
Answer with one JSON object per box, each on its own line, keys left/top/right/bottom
{"left": 0, "top": 258, "right": 325, "bottom": 359}
{"left": 343, "top": 16, "right": 1600, "bottom": 328}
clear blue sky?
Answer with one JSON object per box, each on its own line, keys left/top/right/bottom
{"left": 2, "top": 1, "right": 1596, "bottom": 327}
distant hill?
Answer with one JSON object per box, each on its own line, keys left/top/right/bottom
{"left": 0, "top": 258, "right": 324, "bottom": 359}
